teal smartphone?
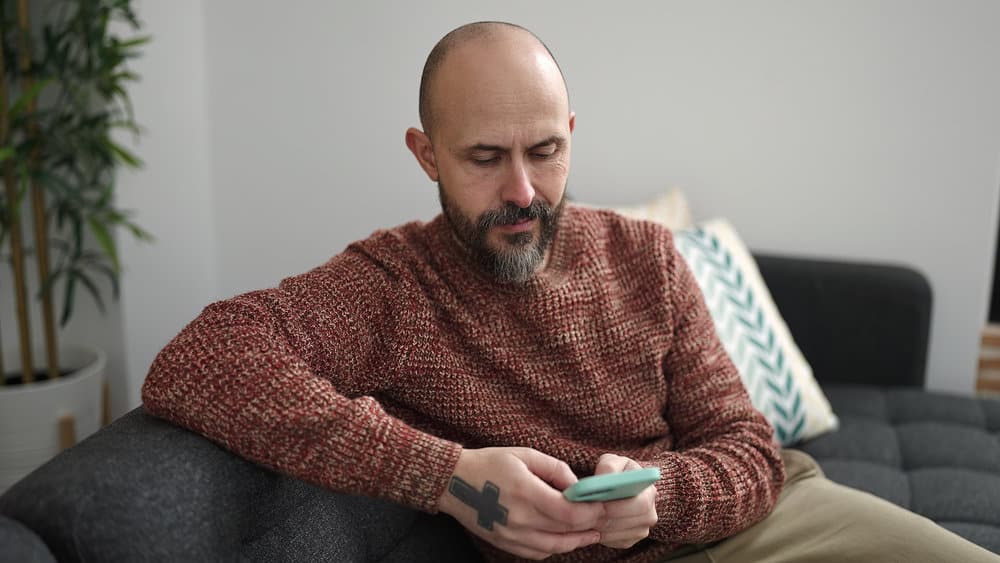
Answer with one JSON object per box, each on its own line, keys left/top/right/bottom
{"left": 562, "top": 467, "right": 661, "bottom": 502}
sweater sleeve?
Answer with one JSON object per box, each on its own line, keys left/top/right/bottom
{"left": 644, "top": 233, "right": 786, "bottom": 544}
{"left": 140, "top": 249, "right": 463, "bottom": 512}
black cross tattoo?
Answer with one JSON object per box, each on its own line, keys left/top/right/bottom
{"left": 448, "top": 477, "right": 509, "bottom": 530}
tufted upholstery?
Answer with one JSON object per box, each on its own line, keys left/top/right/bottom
{"left": 798, "top": 384, "right": 1000, "bottom": 553}
{"left": 0, "top": 407, "right": 482, "bottom": 563}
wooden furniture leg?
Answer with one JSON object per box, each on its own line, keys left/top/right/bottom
{"left": 58, "top": 414, "right": 76, "bottom": 451}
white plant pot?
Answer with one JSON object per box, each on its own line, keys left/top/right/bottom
{"left": 0, "top": 346, "right": 106, "bottom": 493}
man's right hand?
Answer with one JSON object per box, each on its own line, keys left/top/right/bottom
{"left": 438, "top": 447, "right": 606, "bottom": 560}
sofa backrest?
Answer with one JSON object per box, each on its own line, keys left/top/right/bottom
{"left": 755, "top": 254, "right": 932, "bottom": 388}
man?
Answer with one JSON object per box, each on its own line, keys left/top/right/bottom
{"left": 142, "top": 22, "right": 1000, "bottom": 562}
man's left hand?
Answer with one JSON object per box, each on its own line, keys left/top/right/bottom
{"left": 593, "top": 453, "right": 659, "bottom": 549}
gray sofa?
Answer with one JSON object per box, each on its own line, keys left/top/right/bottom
{"left": 2, "top": 254, "right": 999, "bottom": 562}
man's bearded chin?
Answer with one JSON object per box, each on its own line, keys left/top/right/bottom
{"left": 438, "top": 183, "right": 566, "bottom": 285}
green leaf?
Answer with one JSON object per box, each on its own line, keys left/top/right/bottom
{"left": 82, "top": 261, "right": 120, "bottom": 300}
{"left": 38, "top": 266, "right": 65, "bottom": 297}
{"left": 110, "top": 71, "right": 140, "bottom": 83}
{"left": 60, "top": 274, "right": 77, "bottom": 327}
{"left": 74, "top": 268, "right": 106, "bottom": 315}
{"left": 104, "top": 209, "right": 153, "bottom": 242}
{"left": 108, "top": 119, "right": 141, "bottom": 136}
{"left": 104, "top": 209, "right": 126, "bottom": 223}
{"left": 0, "top": 147, "right": 15, "bottom": 163}
{"left": 116, "top": 35, "right": 151, "bottom": 49}
{"left": 107, "top": 140, "right": 142, "bottom": 167}
{"left": 72, "top": 215, "right": 83, "bottom": 257}
{"left": 124, "top": 220, "right": 153, "bottom": 242}
{"left": 87, "top": 216, "right": 120, "bottom": 272}
{"left": 36, "top": 170, "right": 73, "bottom": 196}
{"left": 10, "top": 80, "right": 54, "bottom": 118}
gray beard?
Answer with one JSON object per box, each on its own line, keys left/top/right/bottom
{"left": 486, "top": 236, "right": 544, "bottom": 284}
{"left": 437, "top": 185, "right": 564, "bottom": 284}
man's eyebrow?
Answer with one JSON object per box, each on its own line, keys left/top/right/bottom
{"left": 463, "top": 136, "right": 566, "bottom": 153}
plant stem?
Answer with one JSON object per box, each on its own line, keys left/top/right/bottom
{"left": 0, "top": 18, "right": 33, "bottom": 384}
{"left": 19, "top": 0, "right": 58, "bottom": 379}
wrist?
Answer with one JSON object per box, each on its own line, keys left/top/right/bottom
{"left": 438, "top": 447, "right": 471, "bottom": 515}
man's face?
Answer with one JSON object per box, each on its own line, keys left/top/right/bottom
{"left": 407, "top": 35, "right": 575, "bottom": 283}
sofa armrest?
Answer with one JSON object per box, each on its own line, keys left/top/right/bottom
{"left": 0, "top": 407, "right": 477, "bottom": 562}
{"left": 0, "top": 513, "right": 55, "bottom": 563}
{"left": 753, "top": 253, "right": 932, "bottom": 388}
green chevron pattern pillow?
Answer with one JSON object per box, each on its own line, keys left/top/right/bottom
{"left": 674, "top": 219, "right": 839, "bottom": 445}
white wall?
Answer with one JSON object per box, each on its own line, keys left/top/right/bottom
{"left": 116, "top": 0, "right": 218, "bottom": 410}
{"left": 571, "top": 1, "right": 1000, "bottom": 394}
{"left": 109, "top": 1, "right": 1000, "bottom": 403}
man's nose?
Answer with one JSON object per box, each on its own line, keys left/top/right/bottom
{"left": 501, "top": 158, "right": 536, "bottom": 209}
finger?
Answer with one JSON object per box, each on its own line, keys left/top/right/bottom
{"left": 513, "top": 498, "right": 606, "bottom": 534}
{"left": 494, "top": 469, "right": 605, "bottom": 532}
{"left": 532, "top": 492, "right": 607, "bottom": 532}
{"left": 493, "top": 542, "right": 550, "bottom": 561}
{"left": 512, "top": 504, "right": 609, "bottom": 534}
{"left": 513, "top": 473, "right": 605, "bottom": 530}
{"left": 510, "top": 509, "right": 576, "bottom": 534}
{"left": 603, "top": 485, "right": 658, "bottom": 519}
{"left": 593, "top": 453, "right": 629, "bottom": 476}
{"left": 514, "top": 450, "right": 608, "bottom": 529}
{"left": 518, "top": 449, "right": 580, "bottom": 491}
{"left": 623, "top": 458, "right": 643, "bottom": 471}
{"left": 598, "top": 512, "right": 658, "bottom": 533}
{"left": 497, "top": 527, "right": 601, "bottom": 556}
{"left": 600, "top": 527, "right": 651, "bottom": 550}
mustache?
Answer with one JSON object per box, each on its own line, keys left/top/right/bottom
{"left": 478, "top": 200, "right": 554, "bottom": 230}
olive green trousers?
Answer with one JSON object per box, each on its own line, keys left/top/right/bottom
{"left": 664, "top": 449, "right": 1000, "bottom": 563}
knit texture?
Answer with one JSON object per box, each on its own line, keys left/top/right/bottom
{"left": 141, "top": 205, "right": 785, "bottom": 562}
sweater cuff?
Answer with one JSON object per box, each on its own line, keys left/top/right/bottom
{"left": 648, "top": 452, "right": 693, "bottom": 541}
{"left": 374, "top": 415, "right": 463, "bottom": 513}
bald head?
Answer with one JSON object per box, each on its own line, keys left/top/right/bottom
{"left": 418, "top": 22, "right": 569, "bottom": 140}
{"left": 405, "top": 22, "right": 575, "bottom": 284}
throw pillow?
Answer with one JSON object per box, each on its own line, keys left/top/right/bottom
{"left": 579, "top": 188, "right": 695, "bottom": 232}
{"left": 673, "top": 219, "right": 839, "bottom": 445}
{"left": 613, "top": 188, "right": 695, "bottom": 231}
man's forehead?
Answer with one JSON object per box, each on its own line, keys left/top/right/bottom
{"left": 436, "top": 82, "right": 569, "bottom": 147}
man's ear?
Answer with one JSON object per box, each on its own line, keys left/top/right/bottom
{"left": 569, "top": 111, "right": 575, "bottom": 133}
{"left": 405, "top": 127, "right": 439, "bottom": 182}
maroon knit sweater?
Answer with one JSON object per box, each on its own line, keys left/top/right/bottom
{"left": 142, "top": 205, "right": 785, "bottom": 562}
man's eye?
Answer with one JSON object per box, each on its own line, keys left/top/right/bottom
{"left": 472, "top": 156, "right": 499, "bottom": 165}
{"left": 532, "top": 145, "right": 558, "bottom": 160}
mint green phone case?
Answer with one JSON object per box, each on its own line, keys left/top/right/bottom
{"left": 562, "top": 467, "right": 661, "bottom": 502}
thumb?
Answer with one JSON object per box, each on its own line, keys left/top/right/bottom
{"left": 516, "top": 449, "right": 579, "bottom": 491}
{"left": 594, "top": 453, "right": 632, "bottom": 476}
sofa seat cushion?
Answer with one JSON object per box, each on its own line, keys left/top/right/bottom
{"left": 798, "top": 384, "right": 1000, "bottom": 554}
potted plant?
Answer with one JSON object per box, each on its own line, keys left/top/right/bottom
{"left": 0, "top": 0, "right": 149, "bottom": 492}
